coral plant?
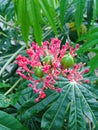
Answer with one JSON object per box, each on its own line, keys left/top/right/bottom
{"left": 15, "top": 38, "right": 89, "bottom": 102}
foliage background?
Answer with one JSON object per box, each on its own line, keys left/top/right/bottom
{"left": 0, "top": 0, "right": 98, "bottom": 130}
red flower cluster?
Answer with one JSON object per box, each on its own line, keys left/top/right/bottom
{"left": 15, "top": 38, "right": 89, "bottom": 102}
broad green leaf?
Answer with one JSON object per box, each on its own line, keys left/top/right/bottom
{"left": 0, "top": 110, "right": 27, "bottom": 130}
{"left": 0, "top": 94, "right": 10, "bottom": 108}
{"left": 41, "top": 77, "right": 98, "bottom": 130}
{"left": 26, "top": 0, "right": 42, "bottom": 46}
{"left": 38, "top": 0, "right": 57, "bottom": 35}
{"left": 60, "top": 0, "right": 68, "bottom": 26}
{"left": 74, "top": 0, "right": 85, "bottom": 36}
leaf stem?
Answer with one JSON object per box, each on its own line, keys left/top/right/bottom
{"left": 4, "top": 78, "right": 22, "bottom": 96}
{"left": 0, "top": 45, "right": 25, "bottom": 77}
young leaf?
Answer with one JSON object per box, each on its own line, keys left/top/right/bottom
{"left": 38, "top": 0, "right": 57, "bottom": 35}
{"left": 60, "top": 0, "right": 68, "bottom": 26}
{"left": 26, "top": 0, "right": 42, "bottom": 46}
{"left": 74, "top": 0, "right": 85, "bottom": 36}
{"left": 16, "top": 0, "right": 29, "bottom": 47}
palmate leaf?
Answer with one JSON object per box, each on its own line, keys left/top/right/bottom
{"left": 41, "top": 77, "right": 98, "bottom": 130}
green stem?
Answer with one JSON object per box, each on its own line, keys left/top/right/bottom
{"left": 0, "top": 45, "right": 25, "bottom": 77}
{"left": 4, "top": 78, "right": 22, "bottom": 96}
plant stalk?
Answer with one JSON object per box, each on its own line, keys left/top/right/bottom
{"left": 4, "top": 78, "right": 22, "bottom": 96}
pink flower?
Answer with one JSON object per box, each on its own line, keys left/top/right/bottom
{"left": 42, "top": 65, "right": 50, "bottom": 74}
{"left": 39, "top": 91, "right": 46, "bottom": 99}
{"left": 83, "top": 68, "right": 89, "bottom": 73}
{"left": 15, "top": 38, "right": 89, "bottom": 102}
{"left": 83, "top": 79, "right": 89, "bottom": 83}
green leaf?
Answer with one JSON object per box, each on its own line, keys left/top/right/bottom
{"left": 0, "top": 110, "right": 27, "bottom": 130}
{"left": 60, "top": 0, "right": 68, "bottom": 26}
{"left": 26, "top": 0, "right": 42, "bottom": 46}
{"left": 74, "top": 0, "right": 85, "bottom": 36}
{"left": 38, "top": 0, "right": 57, "bottom": 35}
{"left": 0, "top": 94, "right": 10, "bottom": 108}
